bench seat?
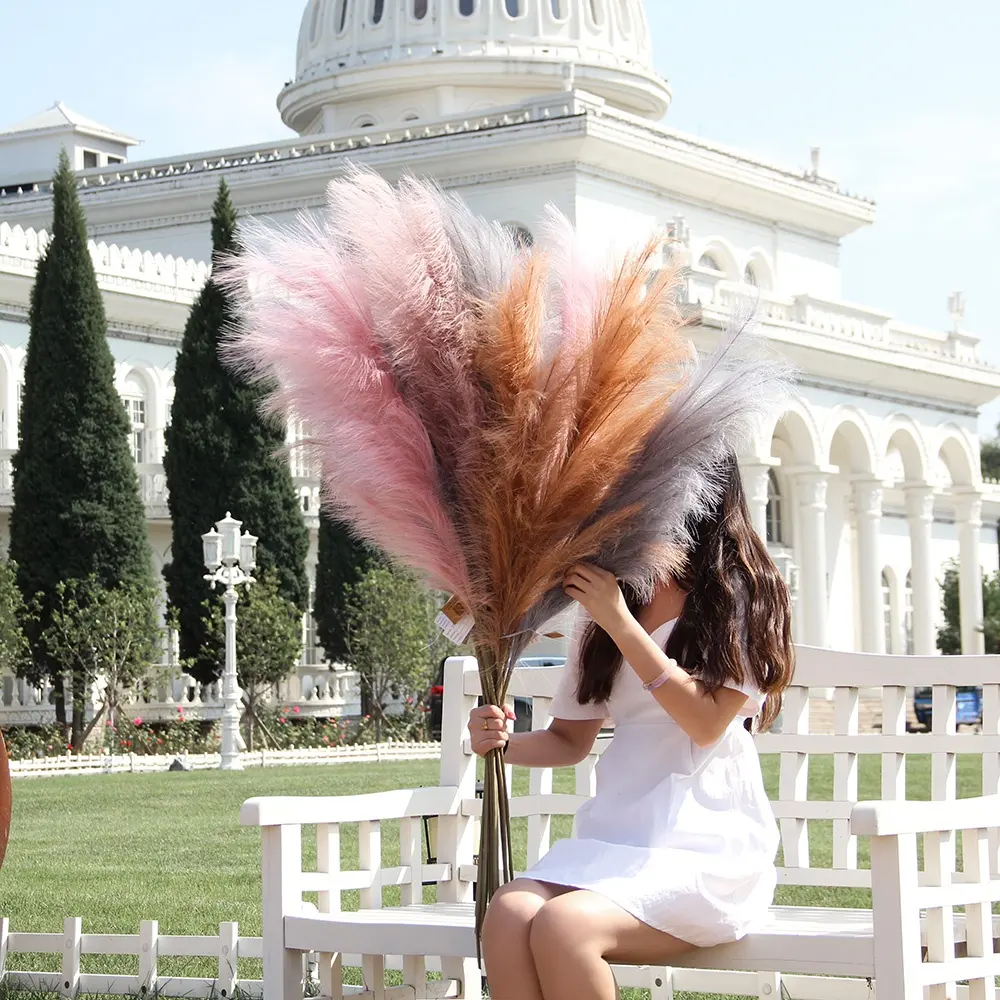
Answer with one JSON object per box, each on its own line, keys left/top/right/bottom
{"left": 287, "top": 901, "right": 1000, "bottom": 981}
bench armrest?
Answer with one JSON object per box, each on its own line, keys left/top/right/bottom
{"left": 851, "top": 794, "right": 1000, "bottom": 837}
{"left": 241, "top": 785, "right": 462, "bottom": 827}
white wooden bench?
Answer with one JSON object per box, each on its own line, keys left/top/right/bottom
{"left": 242, "top": 648, "right": 1000, "bottom": 1000}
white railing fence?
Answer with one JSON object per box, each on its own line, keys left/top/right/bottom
{"left": 0, "top": 664, "right": 362, "bottom": 728}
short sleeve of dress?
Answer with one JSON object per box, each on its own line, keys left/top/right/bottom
{"left": 723, "top": 677, "right": 765, "bottom": 719}
{"left": 548, "top": 611, "right": 610, "bottom": 721}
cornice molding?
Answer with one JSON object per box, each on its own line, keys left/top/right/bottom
{"left": 0, "top": 303, "right": 181, "bottom": 347}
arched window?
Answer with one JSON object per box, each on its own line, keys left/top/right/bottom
{"left": 402, "top": 111, "right": 420, "bottom": 122}
{"left": 505, "top": 0, "right": 522, "bottom": 15}
{"left": 335, "top": 0, "right": 350, "bottom": 34}
{"left": 588, "top": 0, "right": 605, "bottom": 26}
{"left": 744, "top": 263, "right": 758, "bottom": 286}
{"left": 504, "top": 223, "right": 534, "bottom": 248}
{"left": 413, "top": 0, "right": 428, "bottom": 18}
{"left": 353, "top": 115, "right": 376, "bottom": 129}
{"left": 765, "top": 469, "right": 783, "bottom": 545}
{"left": 698, "top": 252, "right": 723, "bottom": 273}
{"left": 372, "top": 0, "right": 384, "bottom": 24}
{"left": 289, "top": 417, "right": 317, "bottom": 480}
{"left": 550, "top": 0, "right": 567, "bottom": 17}
{"left": 882, "top": 570, "right": 893, "bottom": 654}
{"left": 459, "top": 0, "right": 475, "bottom": 13}
{"left": 122, "top": 378, "right": 147, "bottom": 465}
{"left": 904, "top": 570, "right": 914, "bottom": 655}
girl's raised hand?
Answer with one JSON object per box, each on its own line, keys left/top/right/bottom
{"left": 468, "top": 703, "right": 515, "bottom": 757}
{"left": 562, "top": 562, "right": 630, "bottom": 634}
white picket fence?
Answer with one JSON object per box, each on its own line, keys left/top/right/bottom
{"left": 9, "top": 742, "right": 442, "bottom": 778}
{"left": 0, "top": 917, "right": 454, "bottom": 999}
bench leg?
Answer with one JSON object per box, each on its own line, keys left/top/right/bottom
{"left": 403, "top": 955, "right": 426, "bottom": 997}
{"left": 263, "top": 944, "right": 302, "bottom": 1000}
{"left": 318, "top": 951, "right": 343, "bottom": 1000}
{"left": 362, "top": 954, "right": 386, "bottom": 1000}
{"left": 441, "top": 956, "right": 482, "bottom": 1000}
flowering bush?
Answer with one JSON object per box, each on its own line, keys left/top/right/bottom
{"left": 249, "top": 704, "right": 352, "bottom": 750}
{"left": 2, "top": 724, "right": 68, "bottom": 759}
{"left": 351, "top": 699, "right": 431, "bottom": 744}
{"left": 1, "top": 702, "right": 433, "bottom": 759}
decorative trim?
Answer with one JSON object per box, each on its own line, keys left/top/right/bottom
{"left": 795, "top": 376, "right": 980, "bottom": 419}
{"left": 0, "top": 305, "right": 181, "bottom": 347}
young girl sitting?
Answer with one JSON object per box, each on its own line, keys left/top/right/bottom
{"left": 469, "top": 455, "right": 794, "bottom": 1000}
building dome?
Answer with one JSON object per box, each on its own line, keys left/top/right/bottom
{"left": 280, "top": 0, "right": 670, "bottom": 136}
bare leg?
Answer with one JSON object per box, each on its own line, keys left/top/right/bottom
{"left": 481, "top": 878, "right": 570, "bottom": 1000}
{"left": 529, "top": 890, "right": 693, "bottom": 1000}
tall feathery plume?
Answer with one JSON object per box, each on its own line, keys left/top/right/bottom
{"left": 218, "top": 210, "right": 470, "bottom": 600}
{"left": 514, "top": 307, "right": 794, "bottom": 660}
{"left": 221, "top": 168, "right": 792, "bottom": 958}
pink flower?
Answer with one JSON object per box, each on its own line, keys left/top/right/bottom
{"left": 134, "top": 717, "right": 142, "bottom": 726}
{"left": 105, "top": 719, "right": 113, "bottom": 727}
{"left": 292, "top": 706, "right": 300, "bottom": 714}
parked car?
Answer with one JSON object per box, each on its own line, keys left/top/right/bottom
{"left": 428, "top": 654, "right": 567, "bottom": 741}
{"left": 912, "top": 686, "right": 982, "bottom": 730}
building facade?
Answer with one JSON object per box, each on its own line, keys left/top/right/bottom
{"left": 0, "top": 0, "right": 997, "bottom": 658}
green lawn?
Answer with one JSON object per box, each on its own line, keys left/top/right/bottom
{"left": 0, "top": 754, "right": 986, "bottom": 999}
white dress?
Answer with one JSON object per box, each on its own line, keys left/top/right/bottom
{"left": 525, "top": 617, "right": 779, "bottom": 947}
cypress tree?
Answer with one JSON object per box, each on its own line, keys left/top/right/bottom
{"left": 313, "top": 512, "right": 381, "bottom": 664}
{"left": 10, "top": 150, "right": 152, "bottom": 729}
{"left": 163, "top": 180, "right": 308, "bottom": 681}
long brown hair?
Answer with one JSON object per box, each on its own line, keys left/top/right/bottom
{"left": 576, "top": 454, "right": 793, "bottom": 731}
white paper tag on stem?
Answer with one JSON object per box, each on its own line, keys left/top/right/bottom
{"left": 436, "top": 594, "right": 475, "bottom": 644}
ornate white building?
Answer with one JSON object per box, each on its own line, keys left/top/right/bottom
{"left": 0, "top": 0, "right": 997, "bottom": 658}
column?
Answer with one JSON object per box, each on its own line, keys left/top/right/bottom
{"left": 954, "top": 491, "right": 985, "bottom": 655}
{"left": 904, "top": 484, "right": 936, "bottom": 655}
{"left": 741, "top": 462, "right": 772, "bottom": 541}
{"left": 794, "top": 470, "right": 829, "bottom": 647}
{"left": 852, "top": 479, "right": 885, "bottom": 653}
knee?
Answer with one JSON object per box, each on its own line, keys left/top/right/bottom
{"left": 529, "top": 896, "right": 599, "bottom": 960}
{"left": 483, "top": 880, "right": 546, "bottom": 951}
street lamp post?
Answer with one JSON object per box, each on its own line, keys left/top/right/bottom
{"left": 202, "top": 512, "right": 258, "bottom": 771}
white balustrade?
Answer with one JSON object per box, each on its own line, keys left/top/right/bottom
{"left": 0, "top": 665, "right": 361, "bottom": 728}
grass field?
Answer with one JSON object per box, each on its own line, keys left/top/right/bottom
{"left": 0, "top": 753, "right": 987, "bottom": 999}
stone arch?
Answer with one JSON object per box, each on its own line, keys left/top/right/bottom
{"left": 742, "top": 247, "right": 775, "bottom": 292}
{"left": 693, "top": 236, "right": 739, "bottom": 282}
{"left": 765, "top": 400, "right": 822, "bottom": 467}
{"left": 118, "top": 364, "right": 155, "bottom": 465}
{"left": 0, "top": 346, "right": 15, "bottom": 447}
{"left": 881, "top": 415, "right": 929, "bottom": 484}
{"left": 936, "top": 424, "right": 978, "bottom": 488}
{"left": 824, "top": 407, "right": 878, "bottom": 475}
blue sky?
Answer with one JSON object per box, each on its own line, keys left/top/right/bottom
{"left": 2, "top": 0, "right": 998, "bottom": 430}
